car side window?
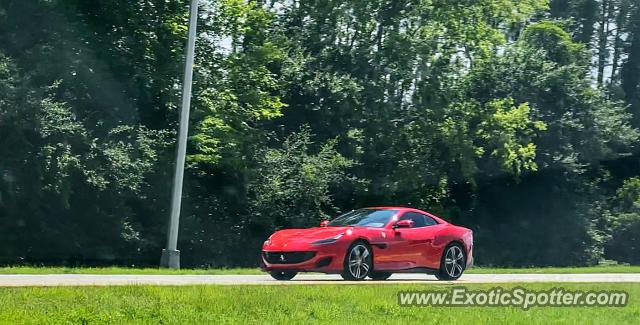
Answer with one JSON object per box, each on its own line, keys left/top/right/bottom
{"left": 399, "top": 212, "right": 438, "bottom": 228}
{"left": 399, "top": 212, "right": 427, "bottom": 227}
{"left": 423, "top": 215, "right": 438, "bottom": 226}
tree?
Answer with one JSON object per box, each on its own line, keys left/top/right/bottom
{"left": 455, "top": 22, "right": 637, "bottom": 266}
{"left": 248, "top": 127, "right": 355, "bottom": 230}
{"left": 0, "top": 51, "right": 170, "bottom": 264}
{"left": 621, "top": 2, "right": 640, "bottom": 124}
{"left": 1, "top": 0, "right": 639, "bottom": 268}
{"left": 605, "top": 177, "right": 640, "bottom": 264}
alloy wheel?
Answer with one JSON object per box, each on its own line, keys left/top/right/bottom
{"left": 444, "top": 245, "right": 464, "bottom": 278}
{"left": 347, "top": 244, "right": 371, "bottom": 279}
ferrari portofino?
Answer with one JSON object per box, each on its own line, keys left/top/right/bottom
{"left": 261, "top": 207, "right": 473, "bottom": 281}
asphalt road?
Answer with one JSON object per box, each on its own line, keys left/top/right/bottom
{"left": 1, "top": 273, "right": 640, "bottom": 287}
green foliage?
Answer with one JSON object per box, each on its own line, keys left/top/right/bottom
{"left": 189, "top": 0, "right": 286, "bottom": 170}
{"left": 451, "top": 20, "right": 638, "bottom": 266}
{"left": 605, "top": 178, "right": 640, "bottom": 264}
{"left": 248, "top": 127, "right": 356, "bottom": 230}
{"left": 477, "top": 99, "right": 546, "bottom": 174}
{"left": 521, "top": 21, "right": 587, "bottom": 65}
{"left": 1, "top": 0, "right": 640, "bottom": 268}
{"left": 615, "top": 177, "right": 640, "bottom": 210}
{"left": 0, "top": 48, "right": 170, "bottom": 263}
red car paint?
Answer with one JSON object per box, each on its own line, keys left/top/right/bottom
{"left": 261, "top": 207, "right": 473, "bottom": 275}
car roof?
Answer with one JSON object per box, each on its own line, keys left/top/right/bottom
{"left": 365, "top": 206, "right": 418, "bottom": 211}
{"left": 364, "top": 206, "right": 448, "bottom": 224}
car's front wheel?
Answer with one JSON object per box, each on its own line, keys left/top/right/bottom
{"left": 341, "top": 241, "right": 372, "bottom": 280}
{"left": 269, "top": 271, "right": 297, "bottom": 280}
{"left": 435, "top": 243, "right": 466, "bottom": 281}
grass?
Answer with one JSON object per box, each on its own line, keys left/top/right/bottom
{"left": 467, "top": 265, "right": 640, "bottom": 274}
{"left": 0, "top": 283, "right": 638, "bottom": 324}
{"left": 1, "top": 264, "right": 639, "bottom": 275}
{"left": 0, "top": 266, "right": 262, "bottom": 275}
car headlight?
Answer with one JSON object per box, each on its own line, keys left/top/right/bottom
{"left": 263, "top": 235, "right": 273, "bottom": 246}
{"left": 311, "top": 233, "right": 344, "bottom": 246}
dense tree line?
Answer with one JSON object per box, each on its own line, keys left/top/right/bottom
{"left": 1, "top": 0, "right": 639, "bottom": 267}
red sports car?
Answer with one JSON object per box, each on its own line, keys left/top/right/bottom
{"left": 261, "top": 207, "right": 473, "bottom": 281}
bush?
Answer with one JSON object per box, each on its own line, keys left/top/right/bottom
{"left": 605, "top": 178, "right": 640, "bottom": 264}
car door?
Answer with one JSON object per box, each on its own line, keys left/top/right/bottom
{"left": 378, "top": 212, "right": 442, "bottom": 270}
{"left": 405, "top": 213, "right": 443, "bottom": 269}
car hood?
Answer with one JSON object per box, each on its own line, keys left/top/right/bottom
{"left": 270, "top": 227, "right": 352, "bottom": 242}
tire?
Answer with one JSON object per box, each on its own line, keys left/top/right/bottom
{"left": 269, "top": 271, "right": 297, "bottom": 280}
{"left": 368, "top": 271, "right": 392, "bottom": 280}
{"left": 341, "top": 241, "right": 372, "bottom": 280}
{"left": 435, "top": 242, "right": 466, "bottom": 281}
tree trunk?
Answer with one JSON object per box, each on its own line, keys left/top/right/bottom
{"left": 597, "top": 0, "right": 610, "bottom": 87}
{"left": 610, "top": 1, "right": 627, "bottom": 83}
{"left": 621, "top": 3, "right": 640, "bottom": 125}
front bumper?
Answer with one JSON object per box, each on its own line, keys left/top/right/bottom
{"left": 260, "top": 242, "right": 349, "bottom": 273}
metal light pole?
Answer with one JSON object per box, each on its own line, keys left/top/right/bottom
{"left": 160, "top": 0, "right": 199, "bottom": 269}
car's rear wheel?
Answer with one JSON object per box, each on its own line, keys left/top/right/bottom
{"left": 269, "top": 271, "right": 297, "bottom": 280}
{"left": 341, "top": 241, "right": 372, "bottom": 280}
{"left": 368, "top": 271, "right": 392, "bottom": 280}
{"left": 435, "top": 243, "right": 466, "bottom": 281}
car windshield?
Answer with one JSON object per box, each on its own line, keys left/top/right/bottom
{"left": 327, "top": 209, "right": 398, "bottom": 228}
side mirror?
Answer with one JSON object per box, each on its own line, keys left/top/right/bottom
{"left": 320, "top": 220, "right": 329, "bottom": 227}
{"left": 393, "top": 219, "right": 414, "bottom": 229}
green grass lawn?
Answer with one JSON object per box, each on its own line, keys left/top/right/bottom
{"left": 467, "top": 265, "right": 640, "bottom": 274}
{"left": 0, "top": 266, "right": 263, "bottom": 275}
{"left": 1, "top": 264, "right": 639, "bottom": 275}
{"left": 0, "top": 283, "right": 637, "bottom": 324}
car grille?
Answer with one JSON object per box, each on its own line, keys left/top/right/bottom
{"left": 263, "top": 251, "right": 316, "bottom": 264}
